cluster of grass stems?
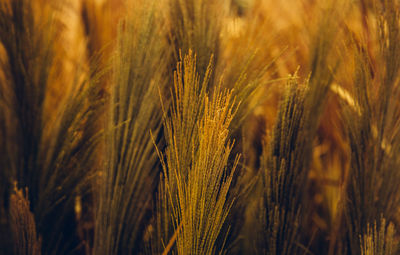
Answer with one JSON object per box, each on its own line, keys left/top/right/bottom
{"left": 2, "top": 0, "right": 400, "bottom": 254}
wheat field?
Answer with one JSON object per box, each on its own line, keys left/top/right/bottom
{"left": 1, "top": 0, "right": 400, "bottom": 254}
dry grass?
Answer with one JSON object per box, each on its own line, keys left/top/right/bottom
{"left": 154, "top": 51, "right": 239, "bottom": 254}
{"left": 1, "top": 0, "right": 400, "bottom": 255}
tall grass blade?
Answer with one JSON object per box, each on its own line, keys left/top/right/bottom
{"left": 93, "top": 1, "right": 170, "bottom": 254}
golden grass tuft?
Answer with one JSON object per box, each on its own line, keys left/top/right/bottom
{"left": 153, "top": 51, "right": 240, "bottom": 254}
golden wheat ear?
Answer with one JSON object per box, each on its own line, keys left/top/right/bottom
{"left": 360, "top": 217, "right": 397, "bottom": 255}
{"left": 256, "top": 3, "right": 340, "bottom": 251}
{"left": 93, "top": 1, "right": 170, "bottom": 254}
{"left": 343, "top": 1, "right": 400, "bottom": 254}
{"left": 152, "top": 50, "right": 240, "bottom": 255}
{"left": 0, "top": 0, "right": 104, "bottom": 253}
{"left": 9, "top": 184, "right": 42, "bottom": 255}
